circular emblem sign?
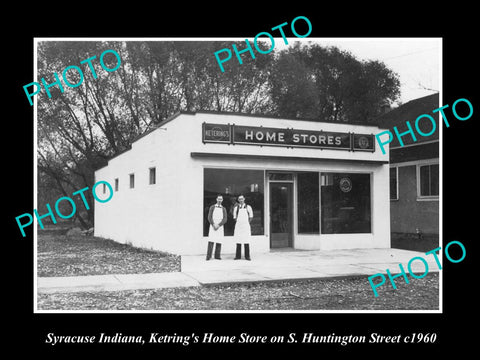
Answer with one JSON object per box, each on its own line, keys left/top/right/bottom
{"left": 339, "top": 177, "right": 352, "bottom": 193}
{"left": 358, "top": 136, "right": 369, "bottom": 149}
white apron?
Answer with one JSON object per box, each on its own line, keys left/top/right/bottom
{"left": 208, "top": 206, "right": 225, "bottom": 244}
{"left": 234, "top": 205, "right": 252, "bottom": 245}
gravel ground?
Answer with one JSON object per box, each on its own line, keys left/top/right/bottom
{"left": 37, "top": 273, "right": 439, "bottom": 311}
{"left": 37, "top": 232, "right": 439, "bottom": 311}
{"left": 37, "top": 233, "right": 181, "bottom": 277}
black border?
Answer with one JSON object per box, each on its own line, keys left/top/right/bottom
{"left": 7, "top": 4, "right": 477, "bottom": 356}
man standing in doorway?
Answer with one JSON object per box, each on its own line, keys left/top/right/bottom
{"left": 207, "top": 195, "right": 228, "bottom": 260}
{"left": 233, "top": 195, "right": 254, "bottom": 260}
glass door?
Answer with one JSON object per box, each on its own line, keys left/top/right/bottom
{"left": 270, "top": 182, "right": 293, "bottom": 248}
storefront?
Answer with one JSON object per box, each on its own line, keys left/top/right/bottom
{"left": 94, "top": 111, "right": 391, "bottom": 255}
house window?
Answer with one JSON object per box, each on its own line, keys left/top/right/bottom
{"left": 390, "top": 167, "right": 398, "bottom": 200}
{"left": 149, "top": 167, "right": 156, "bottom": 185}
{"left": 115, "top": 178, "right": 119, "bottom": 192}
{"left": 418, "top": 163, "right": 439, "bottom": 199}
{"left": 129, "top": 173, "right": 135, "bottom": 189}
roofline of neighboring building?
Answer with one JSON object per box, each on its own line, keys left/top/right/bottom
{"left": 94, "top": 110, "right": 383, "bottom": 172}
{"left": 390, "top": 139, "right": 439, "bottom": 150}
{"left": 372, "top": 93, "right": 440, "bottom": 123}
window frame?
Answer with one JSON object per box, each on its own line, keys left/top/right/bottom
{"left": 416, "top": 161, "right": 439, "bottom": 201}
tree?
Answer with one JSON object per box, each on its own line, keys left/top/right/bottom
{"left": 36, "top": 40, "right": 400, "bottom": 228}
{"left": 37, "top": 41, "right": 142, "bottom": 227}
{"left": 36, "top": 40, "right": 276, "bottom": 227}
{"left": 268, "top": 42, "right": 401, "bottom": 123}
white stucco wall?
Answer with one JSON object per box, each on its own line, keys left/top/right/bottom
{"left": 95, "top": 112, "right": 390, "bottom": 255}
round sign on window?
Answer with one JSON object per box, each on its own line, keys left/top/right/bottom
{"left": 339, "top": 177, "right": 352, "bottom": 192}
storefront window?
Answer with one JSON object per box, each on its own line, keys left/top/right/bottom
{"left": 320, "top": 173, "right": 371, "bottom": 234}
{"left": 297, "top": 172, "right": 319, "bottom": 234}
{"left": 204, "top": 169, "right": 264, "bottom": 236}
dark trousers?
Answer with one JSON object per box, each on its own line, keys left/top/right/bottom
{"left": 206, "top": 241, "right": 222, "bottom": 260}
{"left": 234, "top": 243, "right": 251, "bottom": 260}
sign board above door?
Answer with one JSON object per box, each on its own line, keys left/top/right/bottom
{"left": 202, "top": 123, "right": 375, "bottom": 152}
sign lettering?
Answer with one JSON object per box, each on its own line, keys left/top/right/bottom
{"left": 202, "top": 123, "right": 375, "bottom": 152}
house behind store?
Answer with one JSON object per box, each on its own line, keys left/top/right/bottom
{"left": 375, "top": 93, "right": 440, "bottom": 244}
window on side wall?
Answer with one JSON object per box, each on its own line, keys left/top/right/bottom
{"left": 417, "top": 163, "right": 439, "bottom": 200}
{"left": 390, "top": 166, "right": 398, "bottom": 200}
{"left": 129, "top": 173, "right": 135, "bottom": 189}
{"left": 149, "top": 167, "right": 156, "bottom": 185}
{"left": 115, "top": 178, "right": 119, "bottom": 192}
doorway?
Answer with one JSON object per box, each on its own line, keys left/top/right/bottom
{"left": 270, "top": 182, "right": 293, "bottom": 248}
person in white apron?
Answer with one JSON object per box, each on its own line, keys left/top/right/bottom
{"left": 207, "top": 195, "right": 227, "bottom": 260}
{"left": 233, "top": 195, "right": 254, "bottom": 260}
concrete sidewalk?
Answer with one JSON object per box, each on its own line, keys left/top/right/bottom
{"left": 37, "top": 248, "right": 440, "bottom": 294}
{"left": 37, "top": 272, "right": 200, "bottom": 294}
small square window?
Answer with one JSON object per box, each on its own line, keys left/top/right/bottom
{"left": 129, "top": 173, "right": 135, "bottom": 189}
{"left": 149, "top": 167, "right": 156, "bottom": 185}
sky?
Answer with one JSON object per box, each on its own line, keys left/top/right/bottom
{"left": 278, "top": 37, "right": 441, "bottom": 107}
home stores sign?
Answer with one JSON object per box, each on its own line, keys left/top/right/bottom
{"left": 202, "top": 123, "right": 375, "bottom": 152}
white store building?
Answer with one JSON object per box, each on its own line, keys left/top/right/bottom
{"left": 94, "top": 111, "right": 391, "bottom": 255}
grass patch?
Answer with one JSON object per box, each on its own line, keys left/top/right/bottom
{"left": 37, "top": 273, "right": 439, "bottom": 311}
{"left": 37, "top": 232, "right": 181, "bottom": 277}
